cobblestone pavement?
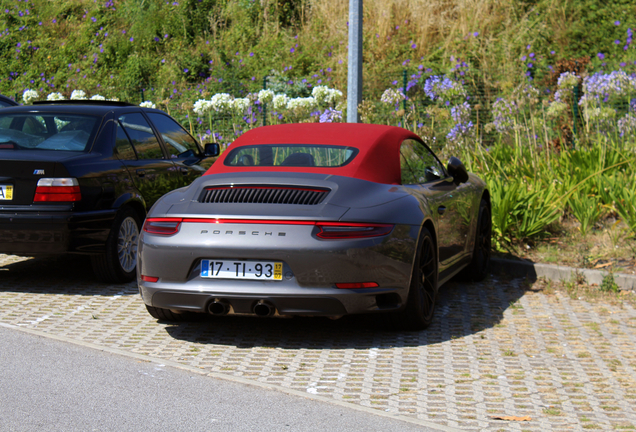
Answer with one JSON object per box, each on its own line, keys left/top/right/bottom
{"left": 2, "top": 254, "right": 636, "bottom": 431}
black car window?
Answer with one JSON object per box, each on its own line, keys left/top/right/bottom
{"left": 146, "top": 113, "right": 200, "bottom": 159}
{"left": 399, "top": 139, "right": 445, "bottom": 185}
{"left": 115, "top": 122, "right": 137, "bottom": 161}
{"left": 0, "top": 113, "right": 97, "bottom": 151}
{"left": 118, "top": 113, "right": 164, "bottom": 160}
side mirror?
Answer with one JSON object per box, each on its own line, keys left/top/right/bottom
{"left": 203, "top": 142, "right": 220, "bottom": 157}
{"left": 446, "top": 157, "right": 469, "bottom": 184}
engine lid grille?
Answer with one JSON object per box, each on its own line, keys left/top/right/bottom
{"left": 198, "top": 186, "right": 330, "bottom": 205}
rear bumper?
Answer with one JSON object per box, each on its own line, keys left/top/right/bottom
{"left": 139, "top": 282, "right": 405, "bottom": 317}
{"left": 137, "top": 221, "right": 420, "bottom": 317}
{"left": 0, "top": 209, "right": 117, "bottom": 255}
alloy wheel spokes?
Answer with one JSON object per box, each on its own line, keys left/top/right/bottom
{"left": 117, "top": 217, "right": 139, "bottom": 273}
{"left": 418, "top": 236, "right": 436, "bottom": 319}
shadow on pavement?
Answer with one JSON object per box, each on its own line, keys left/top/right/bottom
{"left": 162, "top": 274, "right": 529, "bottom": 349}
{"left": 0, "top": 254, "right": 137, "bottom": 296}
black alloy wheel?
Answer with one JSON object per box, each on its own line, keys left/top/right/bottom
{"left": 390, "top": 227, "right": 438, "bottom": 331}
{"left": 92, "top": 206, "right": 142, "bottom": 283}
{"left": 464, "top": 199, "right": 491, "bottom": 281}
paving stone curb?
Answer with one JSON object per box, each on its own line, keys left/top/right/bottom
{"left": 3, "top": 254, "right": 636, "bottom": 431}
{"left": 492, "top": 258, "right": 636, "bottom": 291}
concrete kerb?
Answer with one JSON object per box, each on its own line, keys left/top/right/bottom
{"left": 491, "top": 257, "right": 636, "bottom": 291}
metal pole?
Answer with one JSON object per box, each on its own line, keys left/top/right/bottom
{"left": 262, "top": 76, "right": 268, "bottom": 126}
{"left": 346, "top": 0, "right": 363, "bottom": 123}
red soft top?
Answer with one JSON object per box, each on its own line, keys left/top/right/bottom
{"left": 204, "top": 123, "right": 421, "bottom": 184}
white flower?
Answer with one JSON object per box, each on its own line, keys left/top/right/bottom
{"left": 90, "top": 94, "right": 106, "bottom": 101}
{"left": 286, "top": 97, "right": 318, "bottom": 115}
{"left": 22, "top": 89, "right": 39, "bottom": 104}
{"left": 193, "top": 99, "right": 212, "bottom": 116}
{"left": 546, "top": 101, "right": 568, "bottom": 118}
{"left": 232, "top": 98, "right": 250, "bottom": 114}
{"left": 70, "top": 90, "right": 87, "bottom": 100}
{"left": 210, "top": 93, "right": 234, "bottom": 114}
{"left": 312, "top": 86, "right": 343, "bottom": 106}
{"left": 47, "top": 92, "right": 65, "bottom": 101}
{"left": 139, "top": 100, "right": 156, "bottom": 109}
{"left": 257, "top": 89, "right": 275, "bottom": 104}
{"left": 381, "top": 88, "right": 405, "bottom": 105}
{"left": 272, "top": 94, "right": 290, "bottom": 111}
{"left": 557, "top": 72, "right": 580, "bottom": 90}
{"left": 108, "top": 97, "right": 120, "bottom": 102}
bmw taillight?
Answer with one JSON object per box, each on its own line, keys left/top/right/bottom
{"left": 315, "top": 222, "right": 394, "bottom": 239}
{"left": 33, "top": 178, "right": 81, "bottom": 202}
{"left": 143, "top": 218, "right": 183, "bottom": 235}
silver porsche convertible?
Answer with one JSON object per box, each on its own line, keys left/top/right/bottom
{"left": 137, "top": 123, "right": 491, "bottom": 330}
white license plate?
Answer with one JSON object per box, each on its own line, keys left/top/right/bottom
{"left": 0, "top": 185, "right": 13, "bottom": 201}
{"left": 201, "top": 260, "right": 283, "bottom": 281}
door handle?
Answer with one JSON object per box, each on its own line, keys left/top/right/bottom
{"left": 438, "top": 206, "right": 446, "bottom": 215}
{"left": 136, "top": 169, "right": 146, "bottom": 177}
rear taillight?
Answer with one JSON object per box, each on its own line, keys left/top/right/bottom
{"left": 143, "top": 218, "right": 183, "bottom": 235}
{"left": 33, "top": 178, "right": 81, "bottom": 202}
{"left": 336, "top": 282, "right": 379, "bottom": 289}
{"left": 141, "top": 275, "right": 159, "bottom": 283}
{"left": 315, "top": 222, "right": 394, "bottom": 239}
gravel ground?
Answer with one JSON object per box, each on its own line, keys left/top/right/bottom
{"left": 1, "top": 253, "right": 636, "bottom": 431}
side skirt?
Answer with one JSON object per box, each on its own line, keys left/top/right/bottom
{"left": 438, "top": 254, "right": 471, "bottom": 287}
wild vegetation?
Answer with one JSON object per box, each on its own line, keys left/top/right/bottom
{"left": 1, "top": 0, "right": 636, "bottom": 265}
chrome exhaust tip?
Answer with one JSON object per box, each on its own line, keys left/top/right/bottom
{"left": 208, "top": 299, "right": 230, "bottom": 316}
{"left": 253, "top": 300, "right": 275, "bottom": 317}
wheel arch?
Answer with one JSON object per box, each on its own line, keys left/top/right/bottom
{"left": 112, "top": 193, "right": 147, "bottom": 221}
{"left": 422, "top": 217, "right": 438, "bottom": 261}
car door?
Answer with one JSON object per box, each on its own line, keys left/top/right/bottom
{"left": 399, "top": 139, "right": 472, "bottom": 267}
{"left": 144, "top": 112, "right": 207, "bottom": 187}
{"left": 115, "top": 112, "right": 179, "bottom": 208}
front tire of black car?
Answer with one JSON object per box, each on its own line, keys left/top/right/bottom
{"left": 389, "top": 227, "right": 438, "bottom": 331}
{"left": 462, "top": 199, "right": 491, "bottom": 282}
{"left": 92, "top": 207, "right": 142, "bottom": 283}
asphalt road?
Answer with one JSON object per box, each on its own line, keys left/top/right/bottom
{"left": 0, "top": 325, "right": 445, "bottom": 432}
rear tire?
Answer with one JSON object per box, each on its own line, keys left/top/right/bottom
{"left": 463, "top": 199, "right": 491, "bottom": 282}
{"left": 388, "top": 227, "right": 438, "bottom": 331}
{"left": 92, "top": 207, "right": 142, "bottom": 283}
{"left": 145, "top": 305, "right": 199, "bottom": 322}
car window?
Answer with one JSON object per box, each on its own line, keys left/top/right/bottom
{"left": 114, "top": 122, "right": 137, "bottom": 161}
{"left": 118, "top": 113, "right": 164, "bottom": 160}
{"left": 224, "top": 144, "right": 358, "bottom": 167}
{"left": 146, "top": 113, "right": 200, "bottom": 159}
{"left": 0, "top": 113, "right": 97, "bottom": 151}
{"left": 400, "top": 139, "right": 446, "bottom": 185}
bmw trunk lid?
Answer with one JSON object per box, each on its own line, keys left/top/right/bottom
{"left": 0, "top": 150, "right": 75, "bottom": 206}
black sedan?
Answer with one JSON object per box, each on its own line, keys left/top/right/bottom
{"left": 0, "top": 100, "right": 218, "bottom": 282}
{"left": 138, "top": 123, "right": 491, "bottom": 330}
{"left": 0, "top": 95, "right": 18, "bottom": 108}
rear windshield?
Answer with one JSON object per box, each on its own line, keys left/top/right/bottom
{"left": 224, "top": 144, "right": 359, "bottom": 167}
{"left": 0, "top": 113, "right": 98, "bottom": 152}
